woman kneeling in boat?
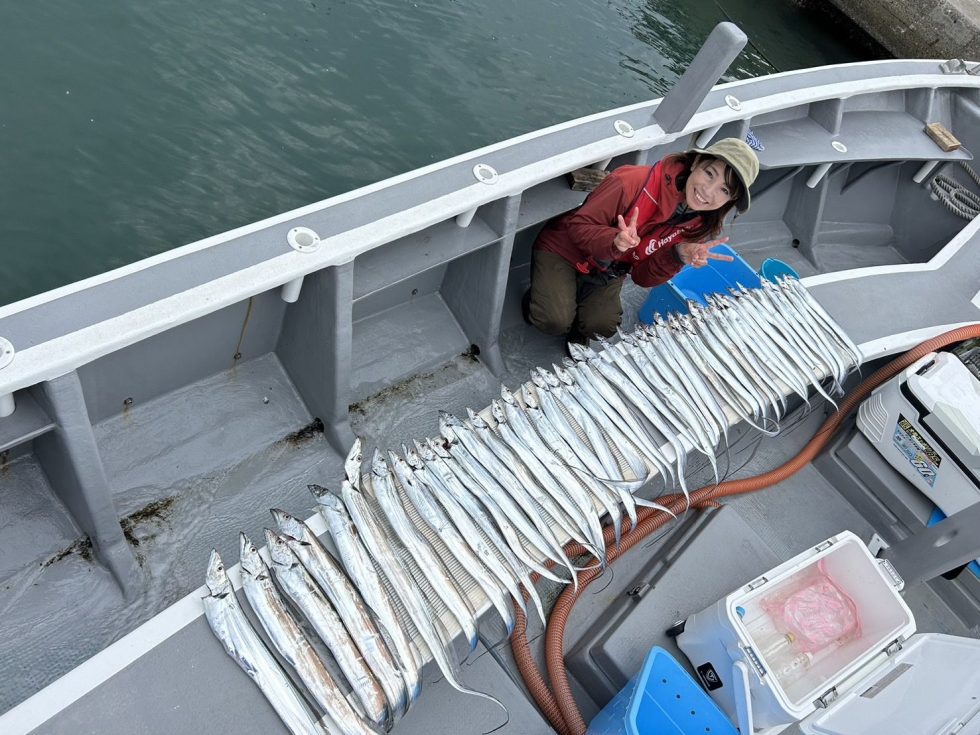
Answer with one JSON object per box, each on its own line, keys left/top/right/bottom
{"left": 524, "top": 137, "right": 759, "bottom": 343}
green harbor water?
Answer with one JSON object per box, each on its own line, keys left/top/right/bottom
{"left": 0, "top": 0, "right": 879, "bottom": 307}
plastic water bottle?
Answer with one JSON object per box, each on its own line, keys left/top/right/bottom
{"left": 773, "top": 651, "right": 813, "bottom": 686}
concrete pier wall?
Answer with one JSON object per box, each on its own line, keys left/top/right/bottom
{"left": 828, "top": 0, "right": 980, "bottom": 59}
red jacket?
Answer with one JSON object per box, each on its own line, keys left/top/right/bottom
{"left": 534, "top": 161, "right": 702, "bottom": 288}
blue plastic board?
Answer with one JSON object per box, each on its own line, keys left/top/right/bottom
{"left": 586, "top": 647, "right": 738, "bottom": 735}
{"left": 638, "top": 244, "right": 761, "bottom": 322}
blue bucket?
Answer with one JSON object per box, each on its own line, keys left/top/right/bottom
{"left": 638, "top": 244, "right": 760, "bottom": 322}
{"left": 586, "top": 647, "right": 738, "bottom": 735}
{"left": 759, "top": 258, "right": 799, "bottom": 283}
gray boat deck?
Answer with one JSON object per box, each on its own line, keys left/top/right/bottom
{"left": 6, "top": 212, "right": 980, "bottom": 732}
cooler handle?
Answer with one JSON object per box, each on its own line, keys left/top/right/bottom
{"left": 732, "top": 660, "right": 755, "bottom": 735}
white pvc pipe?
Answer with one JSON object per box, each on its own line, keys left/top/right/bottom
{"left": 0, "top": 393, "right": 14, "bottom": 418}
{"left": 594, "top": 157, "right": 613, "bottom": 171}
{"left": 806, "top": 162, "right": 833, "bottom": 188}
{"left": 280, "top": 276, "right": 305, "bottom": 304}
{"left": 913, "top": 159, "right": 939, "bottom": 183}
{"left": 695, "top": 124, "right": 723, "bottom": 149}
{"left": 455, "top": 207, "right": 477, "bottom": 228}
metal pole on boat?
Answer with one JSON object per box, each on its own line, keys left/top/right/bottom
{"left": 652, "top": 22, "right": 747, "bottom": 134}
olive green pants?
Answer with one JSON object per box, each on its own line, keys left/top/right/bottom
{"left": 528, "top": 251, "right": 624, "bottom": 341}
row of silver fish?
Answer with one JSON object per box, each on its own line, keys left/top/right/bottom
{"left": 203, "top": 276, "right": 859, "bottom": 733}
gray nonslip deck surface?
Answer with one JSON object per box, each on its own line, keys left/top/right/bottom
{"left": 13, "top": 272, "right": 979, "bottom": 735}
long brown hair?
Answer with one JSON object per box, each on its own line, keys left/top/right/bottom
{"left": 664, "top": 151, "right": 743, "bottom": 242}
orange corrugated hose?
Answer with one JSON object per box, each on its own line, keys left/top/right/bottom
{"left": 512, "top": 324, "right": 980, "bottom": 735}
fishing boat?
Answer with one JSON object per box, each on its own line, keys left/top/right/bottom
{"left": 1, "top": 23, "right": 978, "bottom": 735}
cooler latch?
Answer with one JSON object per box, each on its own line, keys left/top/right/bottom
{"left": 745, "top": 575, "right": 769, "bottom": 592}
{"left": 884, "top": 638, "right": 904, "bottom": 656}
{"left": 814, "top": 686, "right": 839, "bottom": 709}
{"left": 743, "top": 646, "right": 768, "bottom": 678}
{"left": 877, "top": 558, "right": 905, "bottom": 590}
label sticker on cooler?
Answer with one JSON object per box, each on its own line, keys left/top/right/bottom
{"left": 697, "top": 662, "right": 724, "bottom": 690}
{"left": 892, "top": 414, "right": 942, "bottom": 487}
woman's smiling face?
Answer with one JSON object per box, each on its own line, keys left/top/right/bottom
{"left": 685, "top": 158, "right": 736, "bottom": 211}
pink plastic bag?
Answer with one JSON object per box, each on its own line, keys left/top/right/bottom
{"left": 761, "top": 562, "right": 861, "bottom": 654}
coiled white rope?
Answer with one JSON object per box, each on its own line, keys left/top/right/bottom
{"left": 931, "top": 162, "right": 980, "bottom": 219}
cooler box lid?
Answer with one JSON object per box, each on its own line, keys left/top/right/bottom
{"left": 906, "top": 352, "right": 980, "bottom": 455}
{"left": 799, "top": 633, "right": 980, "bottom": 735}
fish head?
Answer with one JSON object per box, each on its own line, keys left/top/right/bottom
{"left": 500, "top": 384, "right": 517, "bottom": 405}
{"left": 539, "top": 369, "right": 560, "bottom": 388}
{"left": 403, "top": 443, "right": 423, "bottom": 470}
{"left": 344, "top": 438, "right": 363, "bottom": 489}
{"left": 439, "top": 412, "right": 462, "bottom": 441}
{"left": 370, "top": 448, "right": 388, "bottom": 477}
{"left": 466, "top": 408, "right": 490, "bottom": 431}
{"left": 414, "top": 438, "right": 435, "bottom": 462}
{"left": 204, "top": 549, "right": 232, "bottom": 597}
{"left": 388, "top": 450, "right": 414, "bottom": 485}
{"left": 426, "top": 437, "right": 451, "bottom": 459}
{"left": 311, "top": 484, "right": 343, "bottom": 513}
{"left": 264, "top": 529, "right": 296, "bottom": 568}
{"left": 238, "top": 532, "right": 265, "bottom": 578}
{"left": 553, "top": 365, "right": 573, "bottom": 385}
{"left": 566, "top": 342, "right": 586, "bottom": 362}
{"left": 271, "top": 507, "right": 306, "bottom": 541}
{"left": 490, "top": 400, "right": 507, "bottom": 425}
{"left": 520, "top": 383, "right": 540, "bottom": 410}
{"left": 561, "top": 357, "right": 576, "bottom": 369}
{"left": 529, "top": 370, "right": 547, "bottom": 389}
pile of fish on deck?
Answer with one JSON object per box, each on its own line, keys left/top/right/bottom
{"left": 202, "top": 278, "right": 861, "bottom": 735}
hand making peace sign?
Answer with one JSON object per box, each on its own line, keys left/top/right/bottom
{"left": 613, "top": 207, "right": 641, "bottom": 254}
{"left": 676, "top": 237, "right": 735, "bottom": 268}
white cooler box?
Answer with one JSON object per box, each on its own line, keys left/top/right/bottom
{"left": 676, "top": 531, "right": 980, "bottom": 733}
{"left": 857, "top": 351, "right": 980, "bottom": 515}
